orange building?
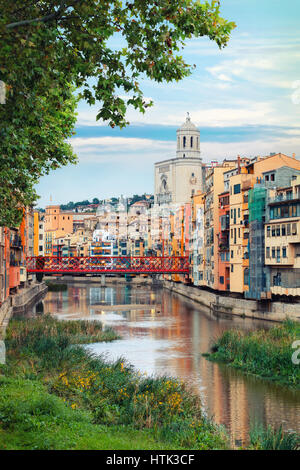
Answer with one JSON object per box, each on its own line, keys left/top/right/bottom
{"left": 44, "top": 205, "right": 73, "bottom": 255}
{"left": 44, "top": 205, "right": 73, "bottom": 233}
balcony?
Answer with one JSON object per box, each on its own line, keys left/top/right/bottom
{"left": 10, "top": 235, "right": 22, "bottom": 249}
{"left": 269, "top": 194, "right": 300, "bottom": 205}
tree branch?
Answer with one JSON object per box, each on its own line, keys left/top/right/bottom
{"left": 5, "top": 1, "right": 80, "bottom": 29}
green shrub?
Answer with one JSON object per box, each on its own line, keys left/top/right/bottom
{"left": 45, "top": 282, "right": 68, "bottom": 292}
{"left": 249, "top": 423, "right": 300, "bottom": 450}
{"left": 207, "top": 321, "right": 300, "bottom": 387}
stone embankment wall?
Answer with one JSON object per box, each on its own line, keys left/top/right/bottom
{"left": 46, "top": 275, "right": 154, "bottom": 286}
{"left": 163, "top": 280, "right": 300, "bottom": 323}
{"left": 0, "top": 282, "right": 48, "bottom": 363}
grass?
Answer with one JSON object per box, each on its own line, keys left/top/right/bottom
{"left": 206, "top": 319, "right": 300, "bottom": 388}
{"left": 248, "top": 423, "right": 299, "bottom": 450}
{"left": 0, "top": 314, "right": 229, "bottom": 450}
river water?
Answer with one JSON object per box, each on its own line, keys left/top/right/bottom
{"left": 40, "top": 282, "right": 300, "bottom": 446}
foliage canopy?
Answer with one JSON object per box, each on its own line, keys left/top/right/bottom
{"left": 0, "top": 0, "right": 235, "bottom": 226}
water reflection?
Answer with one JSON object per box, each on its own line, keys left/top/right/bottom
{"left": 43, "top": 283, "right": 300, "bottom": 445}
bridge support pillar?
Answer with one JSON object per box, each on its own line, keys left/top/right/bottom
{"left": 101, "top": 274, "right": 106, "bottom": 287}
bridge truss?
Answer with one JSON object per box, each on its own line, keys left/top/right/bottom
{"left": 26, "top": 256, "right": 190, "bottom": 275}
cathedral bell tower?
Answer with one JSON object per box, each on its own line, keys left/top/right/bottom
{"left": 176, "top": 112, "right": 201, "bottom": 159}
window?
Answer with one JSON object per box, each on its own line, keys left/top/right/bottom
{"left": 292, "top": 223, "right": 297, "bottom": 235}
{"left": 244, "top": 268, "right": 249, "bottom": 286}
{"left": 265, "top": 174, "right": 269, "bottom": 182}
{"left": 282, "top": 224, "right": 286, "bottom": 236}
{"left": 266, "top": 247, "right": 270, "bottom": 258}
{"left": 282, "top": 247, "right": 287, "bottom": 258}
{"left": 191, "top": 137, "right": 193, "bottom": 147}
{"left": 273, "top": 272, "right": 281, "bottom": 286}
{"left": 276, "top": 225, "right": 280, "bottom": 236}
{"left": 183, "top": 136, "right": 186, "bottom": 148}
{"left": 271, "top": 173, "right": 275, "bottom": 181}
{"left": 238, "top": 228, "right": 240, "bottom": 238}
{"left": 272, "top": 248, "right": 276, "bottom": 259}
{"left": 287, "top": 224, "right": 291, "bottom": 236}
{"left": 231, "top": 264, "right": 234, "bottom": 272}
{"left": 234, "top": 184, "right": 241, "bottom": 194}
{"left": 267, "top": 226, "right": 271, "bottom": 237}
{"left": 231, "top": 250, "right": 233, "bottom": 259}
{"left": 272, "top": 225, "right": 276, "bottom": 237}
{"left": 276, "top": 247, "right": 280, "bottom": 262}
{"left": 238, "top": 207, "right": 240, "bottom": 218}
{"left": 220, "top": 276, "right": 224, "bottom": 285}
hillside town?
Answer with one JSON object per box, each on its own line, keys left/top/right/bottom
{"left": 1, "top": 115, "right": 300, "bottom": 309}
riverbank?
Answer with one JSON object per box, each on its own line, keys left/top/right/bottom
{"left": 0, "top": 315, "right": 229, "bottom": 450}
{"left": 205, "top": 320, "right": 300, "bottom": 388}
{"left": 163, "top": 280, "right": 300, "bottom": 323}
{"left": 0, "top": 282, "right": 48, "bottom": 363}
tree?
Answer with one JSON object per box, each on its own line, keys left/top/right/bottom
{"left": 0, "top": 1, "right": 235, "bottom": 226}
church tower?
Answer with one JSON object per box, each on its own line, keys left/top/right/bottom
{"left": 176, "top": 113, "right": 201, "bottom": 159}
{"left": 154, "top": 114, "right": 203, "bottom": 206}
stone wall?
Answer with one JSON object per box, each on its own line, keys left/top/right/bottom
{"left": 163, "top": 280, "right": 300, "bottom": 323}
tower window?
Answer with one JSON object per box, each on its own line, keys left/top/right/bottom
{"left": 191, "top": 137, "right": 193, "bottom": 148}
{"left": 183, "top": 136, "right": 186, "bottom": 148}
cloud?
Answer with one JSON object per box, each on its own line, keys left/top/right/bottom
{"left": 70, "top": 136, "right": 175, "bottom": 164}
{"left": 201, "top": 136, "right": 300, "bottom": 162}
{"left": 68, "top": 132, "right": 300, "bottom": 169}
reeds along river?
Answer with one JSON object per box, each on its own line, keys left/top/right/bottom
{"left": 38, "top": 282, "right": 300, "bottom": 447}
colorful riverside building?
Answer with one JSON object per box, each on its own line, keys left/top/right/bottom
{"left": 264, "top": 173, "right": 300, "bottom": 298}
{"left": 44, "top": 205, "right": 74, "bottom": 255}
{"left": 0, "top": 207, "right": 34, "bottom": 306}
{"left": 190, "top": 191, "right": 205, "bottom": 286}
{"left": 204, "top": 160, "right": 236, "bottom": 290}
{"left": 218, "top": 191, "right": 230, "bottom": 291}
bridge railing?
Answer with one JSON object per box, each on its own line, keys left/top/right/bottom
{"left": 26, "top": 256, "right": 190, "bottom": 274}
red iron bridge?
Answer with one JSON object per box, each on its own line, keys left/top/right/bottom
{"left": 26, "top": 256, "right": 190, "bottom": 275}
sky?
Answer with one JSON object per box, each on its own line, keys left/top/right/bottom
{"left": 36, "top": 0, "right": 300, "bottom": 207}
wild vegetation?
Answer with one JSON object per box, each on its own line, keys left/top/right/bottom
{"left": 248, "top": 423, "right": 299, "bottom": 451}
{"left": 206, "top": 320, "right": 300, "bottom": 388}
{"left": 0, "top": 315, "right": 228, "bottom": 450}
{"left": 45, "top": 281, "right": 68, "bottom": 292}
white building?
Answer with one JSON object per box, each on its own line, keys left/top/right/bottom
{"left": 154, "top": 114, "right": 204, "bottom": 206}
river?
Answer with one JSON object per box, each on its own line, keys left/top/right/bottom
{"left": 39, "top": 282, "right": 300, "bottom": 446}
